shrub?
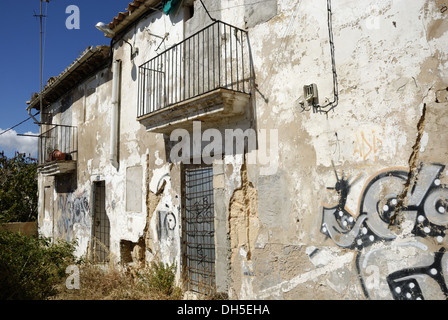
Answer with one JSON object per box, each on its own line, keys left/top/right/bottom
{"left": 140, "top": 261, "right": 181, "bottom": 297}
{"left": 53, "top": 262, "right": 183, "bottom": 300}
{"left": 0, "top": 231, "right": 75, "bottom": 300}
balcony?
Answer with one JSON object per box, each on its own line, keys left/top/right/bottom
{"left": 38, "top": 124, "right": 78, "bottom": 176}
{"left": 137, "top": 21, "right": 252, "bottom": 133}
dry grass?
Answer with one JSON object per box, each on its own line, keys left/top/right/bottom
{"left": 52, "top": 263, "right": 183, "bottom": 300}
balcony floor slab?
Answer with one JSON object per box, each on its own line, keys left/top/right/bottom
{"left": 137, "top": 88, "right": 250, "bottom": 134}
{"left": 37, "top": 160, "right": 77, "bottom": 176}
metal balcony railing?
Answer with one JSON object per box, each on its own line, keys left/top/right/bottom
{"left": 39, "top": 124, "right": 78, "bottom": 165}
{"left": 138, "top": 21, "right": 252, "bottom": 117}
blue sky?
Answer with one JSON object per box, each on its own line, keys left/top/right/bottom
{"left": 0, "top": 0, "right": 131, "bottom": 158}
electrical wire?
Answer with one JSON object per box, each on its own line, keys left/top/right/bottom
{"left": 313, "top": 0, "right": 339, "bottom": 114}
{"left": 0, "top": 113, "right": 40, "bottom": 137}
{"left": 199, "top": 0, "right": 217, "bottom": 22}
{"left": 197, "top": 0, "right": 276, "bottom": 13}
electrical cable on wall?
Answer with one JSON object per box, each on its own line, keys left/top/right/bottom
{"left": 199, "top": 0, "right": 217, "bottom": 22}
{"left": 205, "top": 0, "right": 274, "bottom": 13}
{"left": 313, "top": 0, "right": 339, "bottom": 114}
{"left": 300, "top": 0, "right": 339, "bottom": 114}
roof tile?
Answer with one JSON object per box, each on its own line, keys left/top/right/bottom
{"left": 108, "top": 0, "right": 161, "bottom": 31}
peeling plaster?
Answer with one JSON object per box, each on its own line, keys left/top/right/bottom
{"left": 257, "top": 251, "right": 355, "bottom": 299}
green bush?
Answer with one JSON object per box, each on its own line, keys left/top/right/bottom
{"left": 0, "top": 231, "right": 76, "bottom": 300}
{"left": 140, "top": 261, "right": 179, "bottom": 296}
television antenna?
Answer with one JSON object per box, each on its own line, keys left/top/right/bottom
{"left": 34, "top": 0, "right": 50, "bottom": 119}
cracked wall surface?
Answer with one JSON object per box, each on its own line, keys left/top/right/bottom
{"left": 390, "top": 103, "right": 427, "bottom": 227}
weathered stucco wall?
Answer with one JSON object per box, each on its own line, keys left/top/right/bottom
{"left": 223, "top": 0, "right": 448, "bottom": 300}
{"left": 37, "top": 0, "right": 448, "bottom": 300}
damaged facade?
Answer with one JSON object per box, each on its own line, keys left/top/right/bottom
{"left": 27, "top": 0, "right": 448, "bottom": 299}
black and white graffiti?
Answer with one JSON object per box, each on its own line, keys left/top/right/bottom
{"left": 157, "top": 210, "right": 177, "bottom": 242}
{"left": 321, "top": 163, "right": 448, "bottom": 300}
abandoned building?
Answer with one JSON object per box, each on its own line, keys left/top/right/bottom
{"left": 26, "top": 0, "right": 448, "bottom": 299}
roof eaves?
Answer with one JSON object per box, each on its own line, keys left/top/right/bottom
{"left": 106, "top": 0, "right": 163, "bottom": 38}
{"left": 27, "top": 45, "right": 110, "bottom": 111}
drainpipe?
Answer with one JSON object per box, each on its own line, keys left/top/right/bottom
{"left": 110, "top": 59, "right": 121, "bottom": 169}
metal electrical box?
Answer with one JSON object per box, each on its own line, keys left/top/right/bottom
{"left": 303, "top": 83, "right": 319, "bottom": 106}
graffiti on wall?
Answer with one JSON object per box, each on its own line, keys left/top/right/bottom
{"left": 321, "top": 162, "right": 448, "bottom": 299}
{"left": 353, "top": 130, "right": 382, "bottom": 162}
{"left": 157, "top": 210, "right": 177, "bottom": 242}
{"left": 150, "top": 169, "right": 181, "bottom": 263}
{"left": 57, "top": 191, "right": 90, "bottom": 241}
